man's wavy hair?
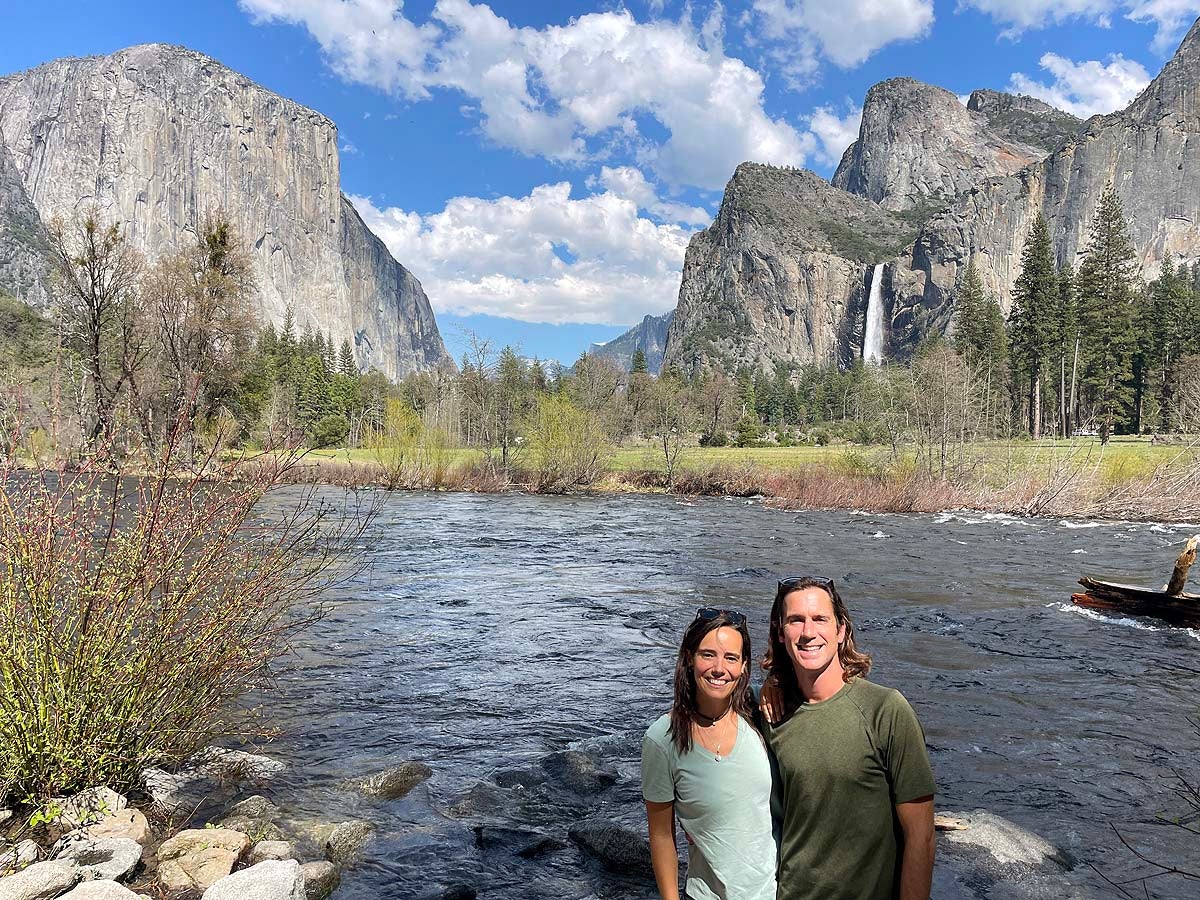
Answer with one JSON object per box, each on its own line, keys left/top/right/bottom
{"left": 762, "top": 576, "right": 871, "bottom": 712}
{"left": 669, "top": 611, "right": 754, "bottom": 754}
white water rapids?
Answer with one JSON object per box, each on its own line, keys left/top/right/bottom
{"left": 863, "top": 262, "right": 884, "bottom": 363}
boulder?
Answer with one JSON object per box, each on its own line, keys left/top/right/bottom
{"left": 58, "top": 882, "right": 149, "bottom": 899}
{"left": 298, "top": 861, "right": 339, "bottom": 900}
{"left": 201, "top": 859, "right": 305, "bottom": 900}
{"left": 492, "top": 767, "right": 544, "bottom": 789}
{"left": 353, "top": 762, "right": 432, "bottom": 800}
{"left": 55, "top": 838, "right": 142, "bottom": 882}
{"left": 568, "top": 820, "right": 653, "bottom": 877}
{"left": 223, "top": 797, "right": 280, "bottom": 821}
{"left": 542, "top": 751, "right": 616, "bottom": 795}
{"left": 0, "top": 811, "right": 11, "bottom": 827}
{"left": 155, "top": 827, "right": 249, "bottom": 893}
{"left": 75, "top": 810, "right": 151, "bottom": 847}
{"left": 197, "top": 749, "right": 286, "bottom": 782}
{"left": 51, "top": 789, "right": 128, "bottom": 831}
{"left": 447, "top": 782, "right": 508, "bottom": 818}
{"left": 142, "top": 751, "right": 283, "bottom": 813}
{"left": 324, "top": 821, "right": 374, "bottom": 863}
{"left": 0, "top": 841, "right": 38, "bottom": 873}
{"left": 0, "top": 860, "right": 79, "bottom": 900}
{"left": 437, "top": 886, "right": 476, "bottom": 900}
{"left": 247, "top": 842, "right": 294, "bottom": 865}
{"left": 937, "top": 809, "right": 1083, "bottom": 899}
{"left": 473, "top": 825, "right": 564, "bottom": 859}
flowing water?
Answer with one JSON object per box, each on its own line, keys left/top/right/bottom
{"left": 254, "top": 490, "right": 1200, "bottom": 899}
{"left": 863, "top": 263, "right": 885, "bottom": 363}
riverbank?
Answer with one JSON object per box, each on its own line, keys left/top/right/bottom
{"left": 277, "top": 437, "right": 1200, "bottom": 523}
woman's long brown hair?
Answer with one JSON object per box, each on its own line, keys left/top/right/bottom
{"left": 761, "top": 577, "right": 871, "bottom": 715}
{"left": 669, "top": 612, "right": 754, "bottom": 754}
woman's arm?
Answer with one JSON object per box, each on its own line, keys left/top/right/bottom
{"left": 645, "top": 799, "right": 681, "bottom": 900}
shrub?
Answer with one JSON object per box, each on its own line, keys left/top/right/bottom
{"left": 309, "top": 414, "right": 350, "bottom": 449}
{"left": 734, "top": 416, "right": 763, "bottom": 448}
{"left": 0, "top": 422, "right": 368, "bottom": 804}
{"left": 524, "top": 394, "right": 611, "bottom": 491}
{"left": 699, "top": 430, "right": 728, "bottom": 447}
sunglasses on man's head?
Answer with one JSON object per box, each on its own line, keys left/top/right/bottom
{"left": 778, "top": 575, "right": 835, "bottom": 592}
{"left": 694, "top": 607, "right": 747, "bottom": 628}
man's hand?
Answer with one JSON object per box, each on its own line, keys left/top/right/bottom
{"left": 896, "top": 795, "right": 935, "bottom": 900}
{"left": 759, "top": 675, "right": 784, "bottom": 724}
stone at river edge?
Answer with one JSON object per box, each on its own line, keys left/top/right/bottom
{"left": 73, "top": 809, "right": 152, "bottom": 847}
{"left": 154, "top": 828, "right": 249, "bottom": 893}
{"left": 58, "top": 883, "right": 150, "bottom": 899}
{"left": 324, "top": 821, "right": 375, "bottom": 863}
{"left": 217, "top": 795, "right": 285, "bottom": 842}
{"left": 54, "top": 838, "right": 142, "bottom": 883}
{"left": 298, "top": 861, "right": 339, "bottom": 900}
{"left": 354, "top": 762, "right": 433, "bottom": 800}
{"left": 51, "top": 789, "right": 129, "bottom": 832}
{"left": 567, "top": 820, "right": 653, "bottom": 877}
{"left": 541, "top": 750, "right": 617, "bottom": 795}
{"left": 0, "top": 860, "right": 79, "bottom": 900}
{"left": 247, "top": 841, "right": 294, "bottom": 865}
{"left": 0, "top": 43, "right": 451, "bottom": 380}
{"left": 202, "top": 859, "right": 305, "bottom": 900}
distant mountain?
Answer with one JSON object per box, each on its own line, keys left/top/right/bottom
{"left": 663, "top": 16, "right": 1200, "bottom": 373}
{"left": 0, "top": 43, "right": 450, "bottom": 379}
{"left": 591, "top": 311, "right": 672, "bottom": 373}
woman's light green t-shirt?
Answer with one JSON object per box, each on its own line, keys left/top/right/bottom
{"left": 641, "top": 713, "right": 778, "bottom": 900}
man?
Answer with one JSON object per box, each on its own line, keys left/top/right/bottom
{"left": 760, "top": 575, "right": 936, "bottom": 900}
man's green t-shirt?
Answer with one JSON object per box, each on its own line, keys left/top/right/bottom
{"left": 761, "top": 679, "right": 935, "bottom": 900}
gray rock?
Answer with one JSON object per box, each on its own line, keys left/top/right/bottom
{"left": 568, "top": 820, "right": 653, "bottom": 877}
{"left": 0, "top": 860, "right": 79, "bottom": 900}
{"left": 0, "top": 43, "right": 451, "bottom": 380}
{"left": 447, "top": 782, "right": 508, "bottom": 818}
{"left": 197, "top": 748, "right": 286, "bottom": 782}
{"left": 936, "top": 809, "right": 1085, "bottom": 899}
{"left": 57, "top": 882, "right": 149, "bottom": 899}
{"left": 298, "top": 861, "right": 339, "bottom": 900}
{"left": 0, "top": 841, "right": 38, "bottom": 873}
{"left": 473, "top": 825, "right": 565, "bottom": 858}
{"left": 55, "top": 838, "right": 142, "bottom": 882}
{"left": 67, "top": 809, "right": 152, "bottom": 847}
{"left": 247, "top": 841, "right": 294, "bottom": 865}
{"left": 832, "top": 78, "right": 1049, "bottom": 212}
{"left": 437, "top": 886, "right": 476, "bottom": 900}
{"left": 201, "top": 859, "right": 305, "bottom": 900}
{"left": 354, "top": 762, "right": 433, "bottom": 800}
{"left": 492, "top": 767, "right": 546, "bottom": 789}
{"left": 223, "top": 796, "right": 280, "bottom": 821}
{"left": 324, "top": 820, "right": 375, "bottom": 863}
{"left": 542, "top": 750, "right": 617, "bottom": 795}
{"left": 51, "top": 789, "right": 129, "bottom": 831}
{"left": 591, "top": 312, "right": 672, "bottom": 374}
{"left": 966, "top": 90, "right": 1082, "bottom": 152}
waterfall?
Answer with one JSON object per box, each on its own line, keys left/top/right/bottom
{"left": 863, "top": 263, "right": 885, "bottom": 363}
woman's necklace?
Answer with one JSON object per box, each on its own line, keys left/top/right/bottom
{"left": 693, "top": 707, "right": 736, "bottom": 761}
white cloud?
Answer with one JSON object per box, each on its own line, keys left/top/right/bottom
{"left": 807, "top": 104, "right": 862, "bottom": 166}
{"left": 751, "top": 0, "right": 934, "bottom": 82}
{"left": 241, "top": 0, "right": 813, "bottom": 189}
{"left": 1007, "top": 52, "right": 1152, "bottom": 116}
{"left": 237, "top": 0, "right": 437, "bottom": 99}
{"left": 349, "top": 184, "right": 693, "bottom": 325}
{"left": 589, "top": 166, "right": 712, "bottom": 226}
{"left": 959, "top": 1, "right": 1200, "bottom": 53}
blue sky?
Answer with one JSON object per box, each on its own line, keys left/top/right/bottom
{"left": 2, "top": 1, "right": 1196, "bottom": 364}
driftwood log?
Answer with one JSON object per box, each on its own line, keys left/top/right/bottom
{"left": 1072, "top": 535, "right": 1200, "bottom": 627}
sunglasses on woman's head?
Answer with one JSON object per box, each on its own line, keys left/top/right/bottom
{"left": 694, "top": 607, "right": 747, "bottom": 628}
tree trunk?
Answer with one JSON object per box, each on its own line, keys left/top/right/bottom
{"left": 1068, "top": 334, "right": 1080, "bottom": 437}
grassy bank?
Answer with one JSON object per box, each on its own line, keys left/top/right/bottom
{"left": 280, "top": 436, "right": 1200, "bottom": 523}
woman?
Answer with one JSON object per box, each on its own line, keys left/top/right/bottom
{"left": 641, "top": 608, "right": 777, "bottom": 900}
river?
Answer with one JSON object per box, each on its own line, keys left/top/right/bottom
{"left": 254, "top": 490, "right": 1200, "bottom": 899}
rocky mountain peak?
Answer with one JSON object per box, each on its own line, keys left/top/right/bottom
{"left": 832, "top": 77, "right": 1045, "bottom": 211}
{"left": 966, "top": 90, "right": 1082, "bottom": 151}
{"left": 1125, "top": 17, "right": 1200, "bottom": 128}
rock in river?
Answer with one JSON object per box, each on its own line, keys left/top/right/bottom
{"left": 353, "top": 762, "right": 433, "bottom": 800}
{"left": 473, "top": 825, "right": 565, "bottom": 859}
{"left": 937, "top": 809, "right": 1084, "bottom": 899}
{"left": 54, "top": 838, "right": 142, "bottom": 882}
{"left": 298, "top": 861, "right": 339, "bottom": 900}
{"left": 202, "top": 859, "right": 305, "bottom": 900}
{"left": 324, "top": 821, "right": 375, "bottom": 863}
{"left": 568, "top": 820, "right": 653, "bottom": 877}
{"left": 542, "top": 751, "right": 616, "bottom": 795}
{"left": 155, "top": 828, "right": 249, "bottom": 893}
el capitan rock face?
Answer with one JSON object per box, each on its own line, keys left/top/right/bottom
{"left": 0, "top": 43, "right": 450, "bottom": 378}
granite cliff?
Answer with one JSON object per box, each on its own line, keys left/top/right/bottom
{"left": 591, "top": 312, "right": 672, "bottom": 373}
{"left": 831, "top": 78, "right": 1059, "bottom": 212}
{"left": 0, "top": 43, "right": 449, "bottom": 379}
{"left": 666, "top": 17, "right": 1200, "bottom": 371}
{"left": 662, "top": 164, "right": 913, "bottom": 374}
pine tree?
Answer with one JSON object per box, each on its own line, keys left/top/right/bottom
{"left": 952, "top": 258, "right": 985, "bottom": 358}
{"left": 338, "top": 338, "right": 358, "bottom": 377}
{"left": 1075, "top": 185, "right": 1139, "bottom": 443}
{"left": 1051, "top": 264, "right": 1077, "bottom": 437}
{"left": 631, "top": 347, "right": 648, "bottom": 374}
{"left": 1008, "top": 214, "right": 1057, "bottom": 438}
{"left": 323, "top": 330, "right": 337, "bottom": 377}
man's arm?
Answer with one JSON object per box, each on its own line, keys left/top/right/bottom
{"left": 645, "top": 800, "right": 681, "bottom": 900}
{"left": 896, "top": 795, "right": 935, "bottom": 900}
